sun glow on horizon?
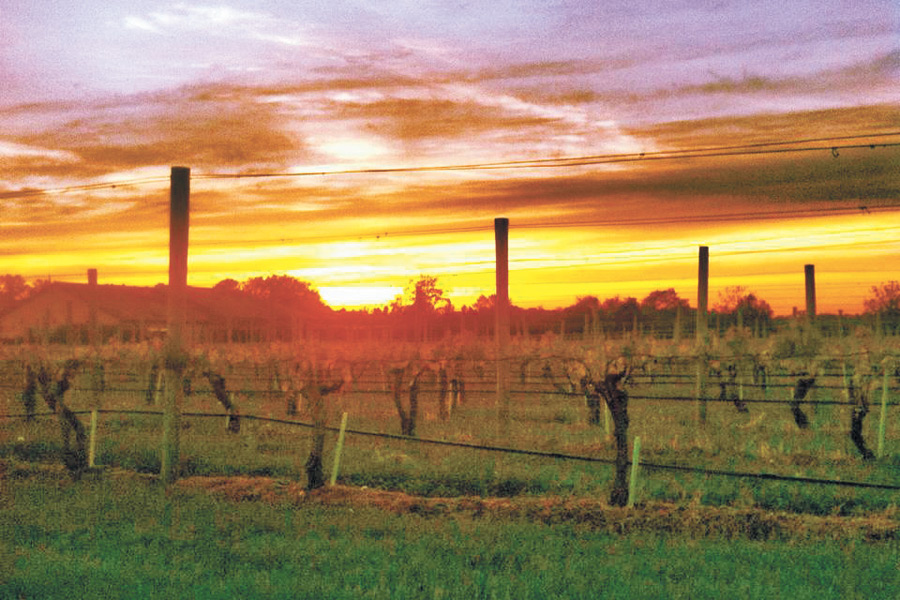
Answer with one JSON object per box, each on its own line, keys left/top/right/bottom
{"left": 4, "top": 204, "right": 898, "bottom": 317}
{"left": 318, "top": 285, "right": 402, "bottom": 308}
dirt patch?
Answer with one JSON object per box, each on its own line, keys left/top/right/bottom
{"left": 4, "top": 461, "right": 896, "bottom": 542}
{"left": 175, "top": 475, "right": 900, "bottom": 542}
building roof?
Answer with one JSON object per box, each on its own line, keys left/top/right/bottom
{"left": 0, "top": 281, "right": 298, "bottom": 328}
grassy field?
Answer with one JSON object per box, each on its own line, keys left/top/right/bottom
{"left": 1, "top": 337, "right": 899, "bottom": 597}
{"left": 2, "top": 471, "right": 899, "bottom": 600}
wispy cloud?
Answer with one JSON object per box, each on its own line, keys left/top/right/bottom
{"left": 123, "top": 3, "right": 318, "bottom": 49}
{"left": 0, "top": 141, "right": 79, "bottom": 163}
{"left": 123, "top": 16, "right": 165, "bottom": 35}
{"left": 127, "top": 4, "right": 271, "bottom": 34}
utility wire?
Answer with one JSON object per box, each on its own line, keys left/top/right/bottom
{"left": 3, "top": 202, "right": 895, "bottom": 265}
{"left": 6, "top": 409, "right": 899, "bottom": 491}
{"left": 194, "top": 136, "right": 900, "bottom": 178}
{"left": 1, "top": 133, "right": 898, "bottom": 200}
{"left": 0, "top": 176, "right": 169, "bottom": 200}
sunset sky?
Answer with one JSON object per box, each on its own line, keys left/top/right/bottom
{"left": 1, "top": 1, "right": 898, "bottom": 314}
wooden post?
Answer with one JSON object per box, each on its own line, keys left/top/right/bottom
{"left": 329, "top": 412, "right": 349, "bottom": 486}
{"left": 673, "top": 304, "right": 682, "bottom": 343}
{"left": 87, "top": 268, "right": 98, "bottom": 345}
{"left": 695, "top": 357, "right": 707, "bottom": 424}
{"left": 161, "top": 166, "right": 190, "bottom": 485}
{"left": 88, "top": 408, "right": 99, "bottom": 468}
{"left": 604, "top": 402, "right": 611, "bottom": 438}
{"left": 153, "top": 369, "right": 165, "bottom": 406}
{"left": 88, "top": 361, "right": 102, "bottom": 468}
{"left": 878, "top": 360, "right": 890, "bottom": 458}
{"left": 495, "top": 218, "right": 510, "bottom": 430}
{"left": 627, "top": 436, "right": 641, "bottom": 508}
{"left": 697, "top": 246, "right": 709, "bottom": 341}
{"left": 804, "top": 265, "right": 816, "bottom": 323}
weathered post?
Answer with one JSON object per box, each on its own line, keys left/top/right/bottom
{"left": 495, "top": 218, "right": 510, "bottom": 431}
{"left": 878, "top": 359, "right": 890, "bottom": 459}
{"left": 697, "top": 246, "right": 709, "bottom": 341}
{"left": 161, "top": 166, "right": 189, "bottom": 485}
{"left": 673, "top": 304, "right": 682, "bottom": 343}
{"left": 87, "top": 268, "right": 98, "bottom": 345}
{"left": 88, "top": 360, "right": 103, "bottom": 468}
{"left": 695, "top": 246, "right": 709, "bottom": 423}
{"left": 804, "top": 264, "right": 816, "bottom": 323}
{"left": 88, "top": 408, "right": 99, "bottom": 468}
{"left": 627, "top": 436, "right": 642, "bottom": 508}
{"left": 329, "top": 412, "right": 349, "bottom": 486}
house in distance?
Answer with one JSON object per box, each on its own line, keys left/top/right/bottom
{"left": 0, "top": 271, "right": 305, "bottom": 344}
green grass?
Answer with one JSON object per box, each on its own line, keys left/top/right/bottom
{"left": 2, "top": 476, "right": 898, "bottom": 599}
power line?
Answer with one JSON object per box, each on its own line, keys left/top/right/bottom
{"left": 109, "top": 203, "right": 900, "bottom": 248}
{"left": 3, "top": 201, "right": 894, "bottom": 258}
{"left": 195, "top": 136, "right": 900, "bottom": 179}
{"left": 7, "top": 409, "right": 898, "bottom": 492}
{"left": 194, "top": 140, "right": 900, "bottom": 178}
{"left": 1, "top": 132, "right": 898, "bottom": 201}
{"left": 0, "top": 176, "right": 169, "bottom": 200}
{"left": 8, "top": 223, "right": 900, "bottom": 282}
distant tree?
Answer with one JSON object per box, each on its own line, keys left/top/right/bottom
{"left": 241, "top": 275, "right": 327, "bottom": 313}
{"left": 212, "top": 278, "right": 242, "bottom": 295}
{"left": 0, "top": 275, "right": 30, "bottom": 310}
{"left": 391, "top": 275, "right": 452, "bottom": 315}
{"left": 714, "top": 286, "right": 749, "bottom": 314}
{"left": 572, "top": 296, "right": 600, "bottom": 312}
{"left": 713, "top": 285, "right": 773, "bottom": 327}
{"left": 472, "top": 294, "right": 495, "bottom": 312}
{"left": 863, "top": 281, "right": 900, "bottom": 317}
{"left": 640, "top": 289, "right": 689, "bottom": 312}
{"left": 864, "top": 281, "right": 900, "bottom": 333}
{"left": 600, "top": 296, "right": 640, "bottom": 326}
{"left": 639, "top": 289, "right": 690, "bottom": 338}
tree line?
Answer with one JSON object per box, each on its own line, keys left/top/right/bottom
{"left": 3, "top": 273, "right": 900, "bottom": 339}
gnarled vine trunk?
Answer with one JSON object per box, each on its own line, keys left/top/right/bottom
{"left": 35, "top": 360, "right": 87, "bottom": 479}
{"left": 847, "top": 379, "right": 875, "bottom": 460}
{"left": 790, "top": 377, "right": 815, "bottom": 429}
{"left": 596, "top": 371, "right": 630, "bottom": 507}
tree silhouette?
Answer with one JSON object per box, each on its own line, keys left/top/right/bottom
{"left": 640, "top": 288, "right": 689, "bottom": 312}
{"left": 864, "top": 281, "right": 900, "bottom": 316}
{"left": 714, "top": 285, "right": 773, "bottom": 328}
{"left": 240, "top": 275, "right": 328, "bottom": 313}
{"left": 0, "top": 274, "right": 31, "bottom": 311}
{"left": 601, "top": 296, "right": 640, "bottom": 327}
{"left": 211, "top": 278, "right": 241, "bottom": 295}
{"left": 392, "top": 275, "right": 452, "bottom": 315}
{"left": 864, "top": 281, "right": 900, "bottom": 333}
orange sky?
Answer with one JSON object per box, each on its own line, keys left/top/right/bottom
{"left": 1, "top": 2, "right": 898, "bottom": 315}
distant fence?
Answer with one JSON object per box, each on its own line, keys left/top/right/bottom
{"left": 3, "top": 400, "right": 898, "bottom": 495}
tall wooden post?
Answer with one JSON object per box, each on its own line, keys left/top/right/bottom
{"left": 697, "top": 246, "right": 709, "bottom": 341}
{"left": 87, "top": 268, "right": 98, "bottom": 345}
{"left": 495, "top": 218, "right": 510, "bottom": 430}
{"left": 804, "top": 264, "right": 816, "bottom": 322}
{"left": 673, "top": 304, "right": 682, "bottom": 343}
{"left": 161, "top": 166, "right": 190, "bottom": 485}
